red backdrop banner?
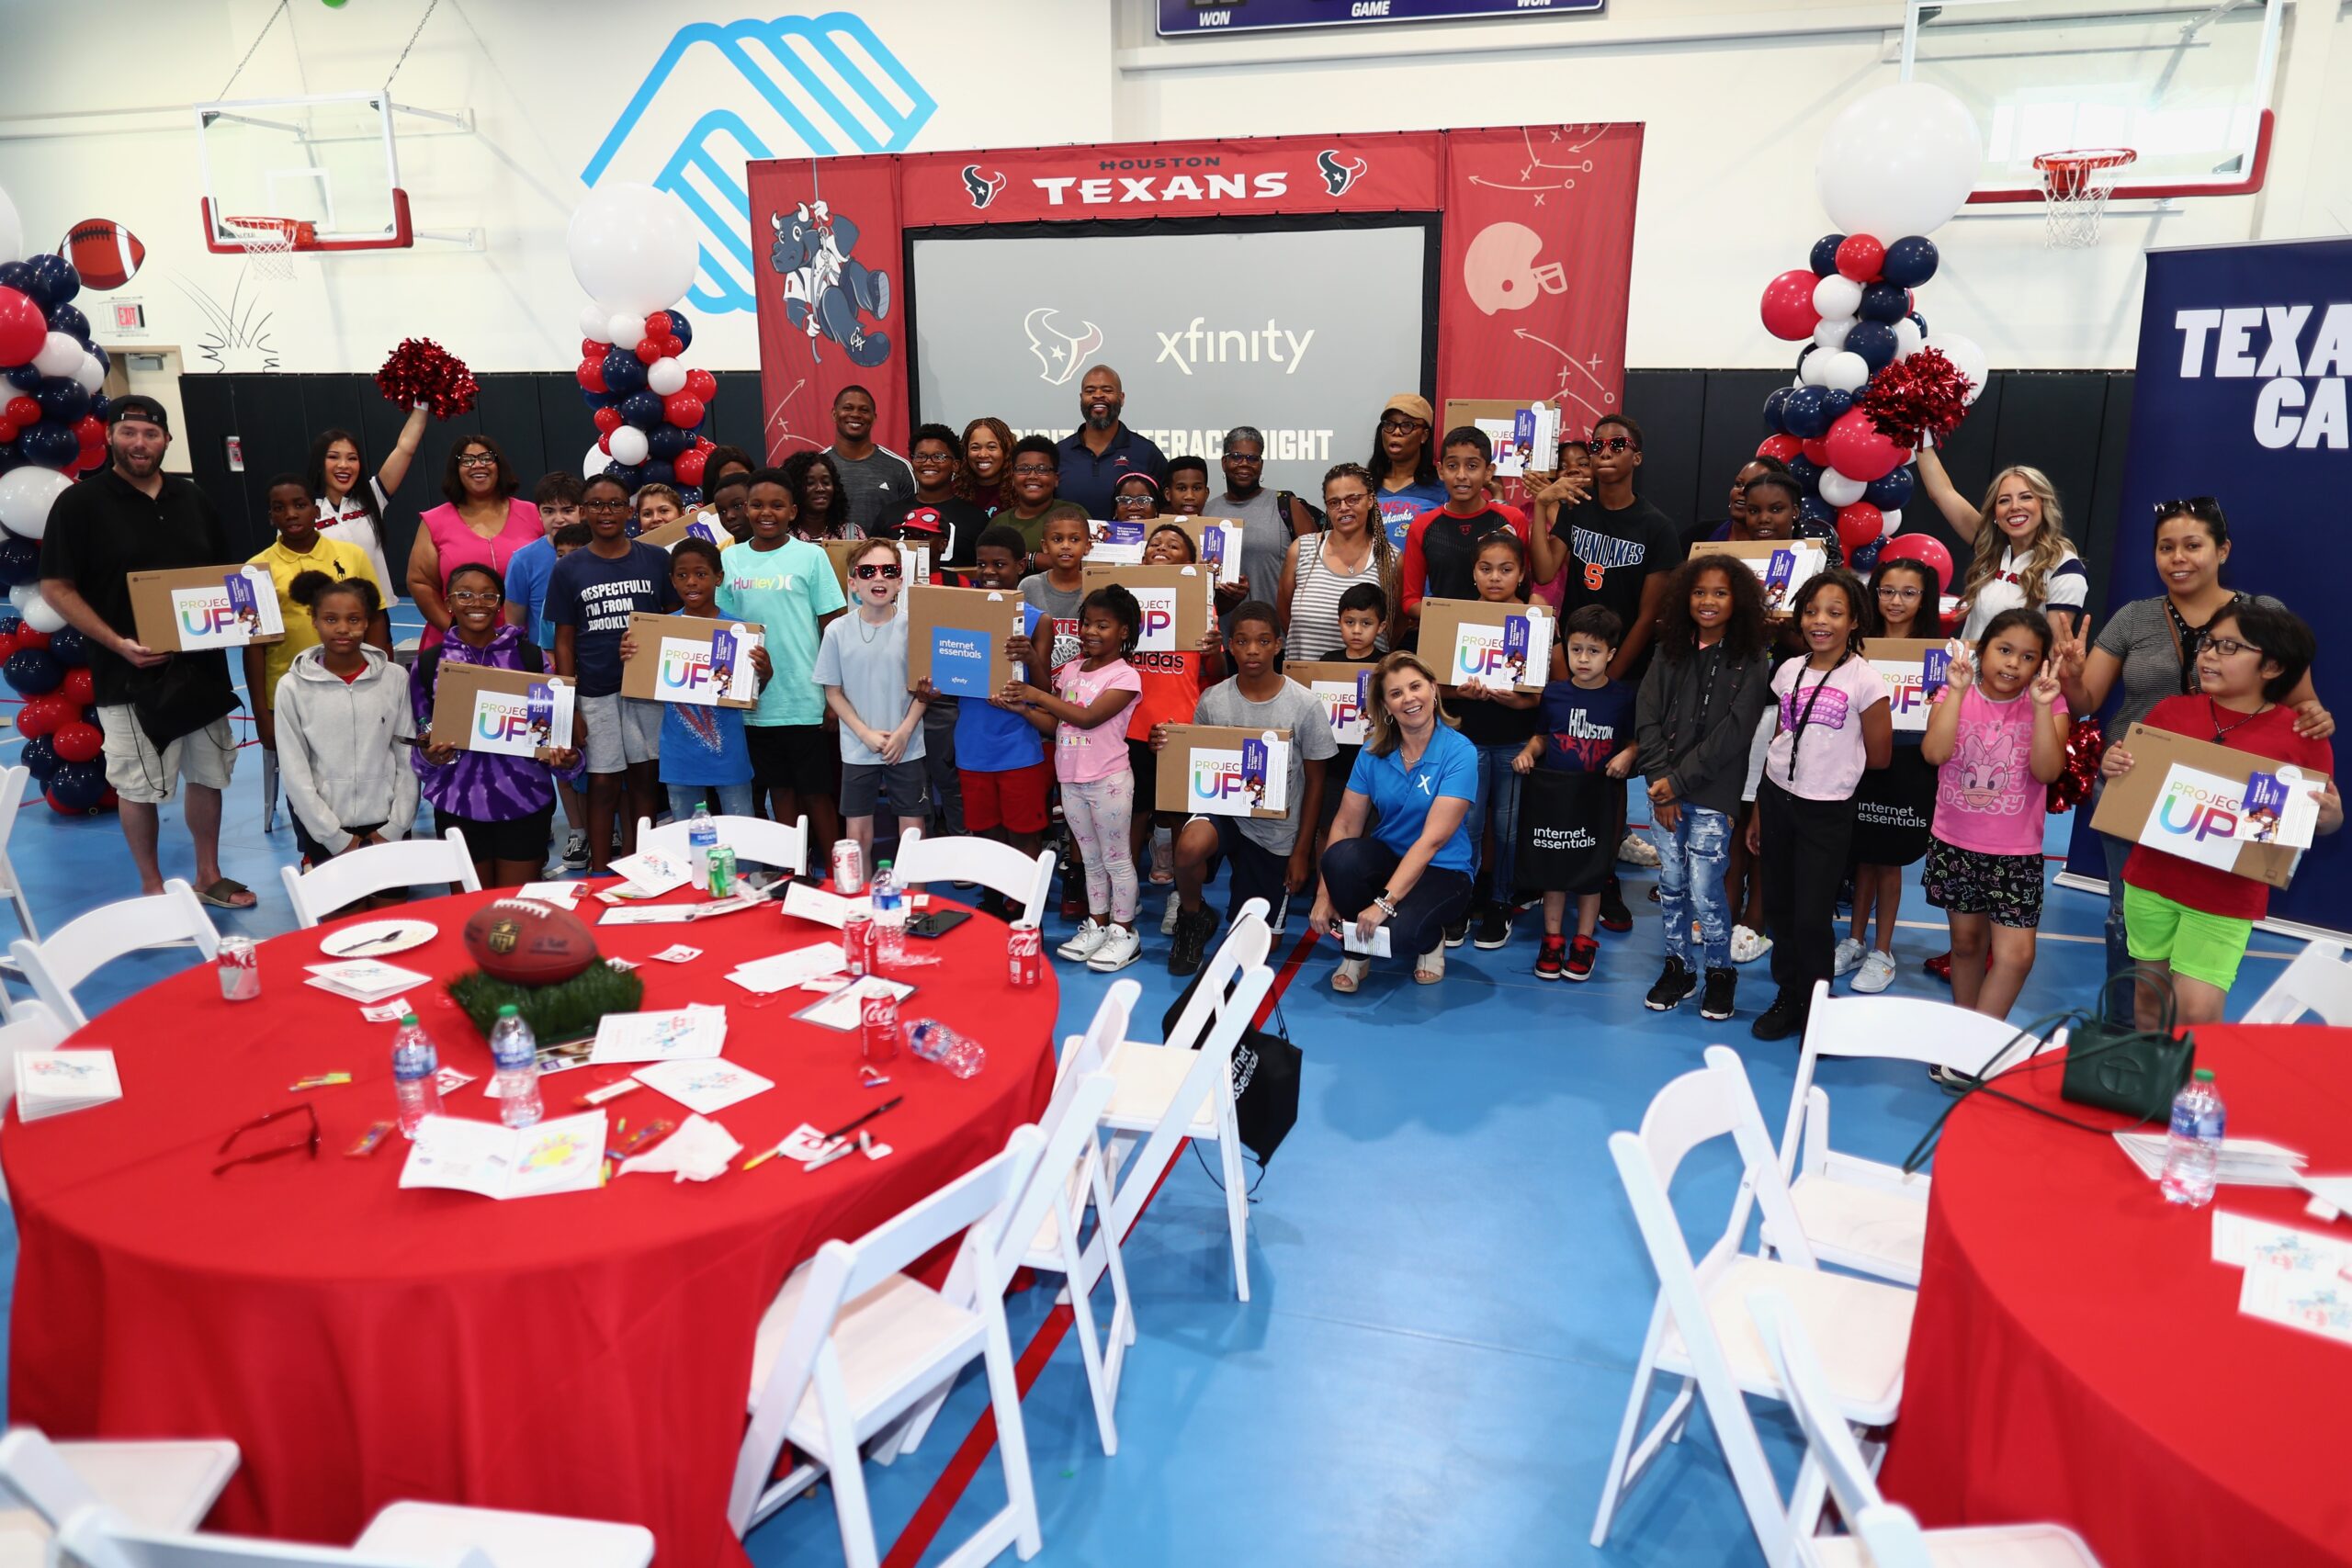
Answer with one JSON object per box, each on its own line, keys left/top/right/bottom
{"left": 749, "top": 156, "right": 907, "bottom": 463}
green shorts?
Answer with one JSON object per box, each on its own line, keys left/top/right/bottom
{"left": 2122, "top": 883, "right": 2254, "bottom": 991}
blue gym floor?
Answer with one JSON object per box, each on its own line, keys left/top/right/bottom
{"left": 0, "top": 618, "right": 2310, "bottom": 1565}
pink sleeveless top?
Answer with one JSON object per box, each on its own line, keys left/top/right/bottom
{"left": 417, "top": 497, "right": 544, "bottom": 649}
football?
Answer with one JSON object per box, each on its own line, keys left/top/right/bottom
{"left": 61, "top": 218, "right": 145, "bottom": 291}
{"left": 461, "top": 897, "right": 597, "bottom": 987}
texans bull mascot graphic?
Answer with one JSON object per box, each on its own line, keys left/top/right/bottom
{"left": 768, "top": 197, "right": 893, "bottom": 367}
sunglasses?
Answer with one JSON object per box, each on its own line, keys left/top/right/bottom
{"left": 1588, "top": 435, "right": 1641, "bottom": 455}
{"left": 458, "top": 455, "right": 498, "bottom": 468}
{"left": 852, "top": 563, "right": 902, "bottom": 581}
{"left": 2155, "top": 496, "right": 2223, "bottom": 521}
{"left": 214, "top": 1100, "right": 321, "bottom": 1177}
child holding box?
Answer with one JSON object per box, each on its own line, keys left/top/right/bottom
{"left": 815, "top": 538, "right": 930, "bottom": 873}
{"left": 620, "top": 537, "right": 773, "bottom": 820}
{"left": 1516, "top": 604, "right": 1638, "bottom": 981}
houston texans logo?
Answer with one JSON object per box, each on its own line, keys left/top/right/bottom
{"left": 1317, "top": 149, "right": 1367, "bottom": 196}
{"left": 962, "top": 164, "right": 1007, "bottom": 209}
{"left": 1023, "top": 307, "right": 1103, "bottom": 386}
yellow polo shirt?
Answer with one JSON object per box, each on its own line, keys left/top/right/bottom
{"left": 247, "top": 535, "right": 383, "bottom": 708}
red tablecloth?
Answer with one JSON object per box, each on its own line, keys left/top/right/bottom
{"left": 4, "top": 886, "right": 1057, "bottom": 1568}
{"left": 1879, "top": 1024, "right": 2352, "bottom": 1566}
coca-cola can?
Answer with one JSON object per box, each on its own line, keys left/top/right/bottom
{"left": 842, "top": 913, "right": 874, "bottom": 977}
{"left": 218, "top": 935, "right": 260, "bottom": 1001}
{"left": 1007, "top": 922, "right": 1043, "bottom": 988}
{"left": 831, "top": 838, "right": 865, "bottom": 895}
{"left": 860, "top": 988, "right": 900, "bottom": 1062}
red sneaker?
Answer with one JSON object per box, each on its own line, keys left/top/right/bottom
{"left": 1925, "top": 950, "right": 1953, "bottom": 982}
{"left": 1535, "top": 934, "right": 1566, "bottom": 980}
{"left": 1566, "top": 935, "right": 1600, "bottom": 981}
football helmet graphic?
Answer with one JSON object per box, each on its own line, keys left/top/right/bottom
{"left": 1462, "top": 222, "right": 1569, "bottom": 316}
{"left": 1317, "top": 150, "right": 1367, "bottom": 197}
{"left": 1023, "top": 308, "right": 1103, "bottom": 387}
{"left": 962, "top": 164, "right": 1006, "bottom": 209}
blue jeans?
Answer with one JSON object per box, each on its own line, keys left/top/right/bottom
{"left": 1658, "top": 804, "right": 1733, "bottom": 970}
{"left": 666, "top": 782, "right": 754, "bottom": 822}
{"left": 1469, "top": 742, "right": 1525, "bottom": 906}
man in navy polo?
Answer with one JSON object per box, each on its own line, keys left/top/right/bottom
{"left": 1054, "top": 364, "right": 1167, "bottom": 520}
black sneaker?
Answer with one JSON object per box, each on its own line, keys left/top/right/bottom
{"left": 1443, "top": 915, "right": 1470, "bottom": 948}
{"left": 1750, "top": 990, "right": 1807, "bottom": 1042}
{"left": 1599, "top": 876, "right": 1634, "bottom": 933}
{"left": 1168, "top": 908, "right": 1216, "bottom": 977}
{"left": 1700, "top": 966, "right": 1737, "bottom": 1021}
{"left": 1473, "top": 902, "right": 1511, "bottom": 949}
{"left": 1645, "top": 957, "right": 1696, "bottom": 1011}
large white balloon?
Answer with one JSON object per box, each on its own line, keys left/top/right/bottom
{"left": 1818, "top": 468, "right": 1868, "bottom": 507}
{"left": 607, "top": 424, "right": 650, "bottom": 467}
{"left": 1879, "top": 507, "right": 1905, "bottom": 537}
{"left": 645, "top": 356, "right": 687, "bottom": 397}
{"left": 1892, "top": 317, "right": 1925, "bottom": 360}
{"left": 73, "top": 354, "right": 105, "bottom": 394}
{"left": 0, "top": 183, "right": 21, "bottom": 265}
{"left": 567, "top": 183, "right": 699, "bottom": 316}
{"left": 1799, "top": 353, "right": 1836, "bottom": 389}
{"left": 579, "top": 301, "right": 614, "bottom": 344}
{"left": 0, "top": 465, "right": 73, "bottom": 538}
{"left": 10, "top": 581, "right": 66, "bottom": 634}
{"left": 1815, "top": 83, "right": 1985, "bottom": 240}
{"left": 1813, "top": 316, "right": 1856, "bottom": 352}
{"left": 32, "top": 332, "right": 84, "bottom": 378}
{"left": 582, "top": 439, "right": 613, "bottom": 480}
{"left": 1929, "top": 330, "right": 1990, "bottom": 403}
{"left": 1816, "top": 351, "right": 1871, "bottom": 393}
{"left": 1812, "top": 275, "right": 1863, "bottom": 320}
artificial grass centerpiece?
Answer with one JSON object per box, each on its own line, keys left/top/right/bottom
{"left": 447, "top": 960, "right": 645, "bottom": 1045}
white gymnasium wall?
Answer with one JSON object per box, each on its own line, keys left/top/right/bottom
{"left": 0, "top": 0, "right": 2344, "bottom": 378}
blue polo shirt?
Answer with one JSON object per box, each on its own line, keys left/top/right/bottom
{"left": 1346, "top": 722, "right": 1479, "bottom": 874}
{"left": 1054, "top": 424, "right": 1169, "bottom": 520}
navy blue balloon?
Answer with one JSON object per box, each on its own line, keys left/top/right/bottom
{"left": 26, "top": 254, "right": 78, "bottom": 308}
{"left": 0, "top": 261, "right": 32, "bottom": 296}
{"left": 677, "top": 486, "right": 703, "bottom": 508}
{"left": 47, "top": 759, "right": 106, "bottom": 811}
{"left": 647, "top": 424, "right": 693, "bottom": 460}
{"left": 87, "top": 392, "right": 109, "bottom": 423}
{"left": 640, "top": 458, "right": 677, "bottom": 490}
{"left": 1798, "top": 496, "right": 1836, "bottom": 527}
{"left": 0, "top": 439, "right": 18, "bottom": 473}
{"left": 45, "top": 303, "right": 89, "bottom": 342}
{"left": 1786, "top": 456, "right": 1822, "bottom": 492}
{"left": 662, "top": 310, "right": 693, "bottom": 350}
{"left": 618, "top": 389, "right": 664, "bottom": 428}
{"left": 18, "top": 421, "right": 78, "bottom": 468}
{"left": 1881, "top": 235, "right": 1939, "bottom": 289}
{"left": 1846, "top": 320, "right": 1899, "bottom": 373}
{"left": 1782, "top": 386, "right": 1831, "bottom": 440}
{"left": 5, "top": 647, "right": 63, "bottom": 696}
{"left": 1822, "top": 389, "right": 1855, "bottom": 421}
{"left": 35, "top": 378, "right": 90, "bottom": 426}
{"left": 0, "top": 535, "right": 40, "bottom": 588}
{"left": 1858, "top": 283, "right": 1908, "bottom": 324}
{"left": 600, "top": 348, "right": 647, "bottom": 395}
{"left": 1907, "top": 310, "right": 1929, "bottom": 339}
{"left": 1762, "top": 387, "right": 1793, "bottom": 434}
{"left": 580, "top": 388, "right": 619, "bottom": 412}
{"left": 19, "top": 734, "right": 56, "bottom": 781}
{"left": 1809, "top": 234, "right": 1846, "bottom": 277}
{"left": 1864, "top": 465, "right": 1916, "bottom": 512}
{"left": 46, "top": 624, "right": 90, "bottom": 666}
{"left": 1849, "top": 539, "right": 1883, "bottom": 575}
{"left": 80, "top": 704, "right": 98, "bottom": 727}
{"left": 4, "top": 365, "right": 39, "bottom": 392}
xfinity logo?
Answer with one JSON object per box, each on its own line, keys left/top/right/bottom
{"left": 1033, "top": 172, "right": 1290, "bottom": 207}
{"left": 1156, "top": 317, "right": 1316, "bottom": 377}
{"left": 1025, "top": 307, "right": 1103, "bottom": 385}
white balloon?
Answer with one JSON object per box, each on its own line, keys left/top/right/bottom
{"left": 1813, "top": 315, "right": 1856, "bottom": 352}
{"left": 579, "top": 302, "right": 614, "bottom": 344}
{"left": 645, "top": 356, "right": 687, "bottom": 397}
{"left": 582, "top": 439, "right": 613, "bottom": 480}
{"left": 1817, "top": 468, "right": 1868, "bottom": 507}
{"left": 607, "top": 313, "right": 648, "bottom": 351}
{"left": 1817, "top": 351, "right": 1871, "bottom": 393}
{"left": 1812, "top": 276, "right": 1863, "bottom": 321}
{"left": 0, "top": 183, "right": 20, "bottom": 265}
{"left": 567, "top": 182, "right": 699, "bottom": 316}
{"left": 1799, "top": 353, "right": 1835, "bottom": 389}
{"left": 1928, "top": 330, "right": 1990, "bottom": 404}
{"left": 0, "top": 465, "right": 73, "bottom": 538}
{"left": 1879, "top": 507, "right": 1904, "bottom": 537}
{"left": 32, "top": 332, "right": 84, "bottom": 378}
{"left": 10, "top": 581, "right": 65, "bottom": 634}
{"left": 607, "top": 424, "right": 650, "bottom": 468}
{"left": 73, "top": 354, "right": 104, "bottom": 394}
{"left": 1892, "top": 317, "right": 1925, "bottom": 360}
{"left": 1815, "top": 83, "right": 1985, "bottom": 240}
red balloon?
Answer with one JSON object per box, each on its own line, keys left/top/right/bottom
{"left": 592, "top": 406, "right": 625, "bottom": 435}
{"left": 15, "top": 627, "right": 50, "bottom": 652}
{"left": 1835, "top": 233, "right": 1886, "bottom": 283}
{"left": 14, "top": 695, "right": 65, "bottom": 738}
{"left": 78, "top": 442, "right": 107, "bottom": 473}
{"left": 61, "top": 666, "right": 93, "bottom": 706}
{"left": 579, "top": 337, "right": 606, "bottom": 360}
{"left": 1801, "top": 437, "right": 1833, "bottom": 467}
{"left": 1757, "top": 434, "right": 1804, "bottom": 463}
{"left": 662, "top": 393, "right": 706, "bottom": 429}
{"left": 597, "top": 432, "right": 614, "bottom": 456}
{"left": 663, "top": 336, "right": 685, "bottom": 359}
{"left": 576, "top": 357, "right": 606, "bottom": 394}
{"left": 0, "top": 421, "right": 17, "bottom": 445}
{"left": 1759, "top": 269, "right": 1822, "bottom": 341}
{"left": 4, "top": 395, "right": 37, "bottom": 427}
{"left": 50, "top": 721, "right": 102, "bottom": 764}
{"left": 1836, "top": 502, "right": 1884, "bottom": 558}
{"left": 674, "top": 448, "right": 708, "bottom": 487}
{"left": 100, "top": 787, "right": 119, "bottom": 809}
{"left": 634, "top": 335, "right": 664, "bottom": 366}
{"left": 0, "top": 630, "right": 17, "bottom": 660}
{"left": 684, "top": 367, "right": 718, "bottom": 402}
{"left": 73, "top": 414, "right": 104, "bottom": 446}
{"left": 1822, "top": 407, "right": 1906, "bottom": 483}
{"left": 1879, "top": 532, "right": 1955, "bottom": 595}
{"left": 0, "top": 288, "right": 46, "bottom": 366}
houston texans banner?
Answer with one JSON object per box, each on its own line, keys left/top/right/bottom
{"left": 899, "top": 133, "right": 1442, "bottom": 223}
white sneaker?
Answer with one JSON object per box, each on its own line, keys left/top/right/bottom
{"left": 1729, "top": 924, "right": 1772, "bottom": 964}
{"left": 1833, "top": 936, "right": 1867, "bottom": 977}
{"left": 1617, "top": 830, "right": 1662, "bottom": 868}
{"left": 1086, "top": 924, "right": 1142, "bottom": 973}
{"left": 1160, "top": 891, "right": 1182, "bottom": 936}
{"left": 1057, "top": 919, "right": 1108, "bottom": 961}
{"left": 1851, "top": 948, "right": 1898, "bottom": 994}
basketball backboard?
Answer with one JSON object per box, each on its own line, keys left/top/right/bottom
{"left": 194, "top": 91, "right": 477, "bottom": 254}
{"left": 1898, "top": 0, "right": 2281, "bottom": 205}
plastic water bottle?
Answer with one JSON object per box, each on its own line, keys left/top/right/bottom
{"left": 489, "top": 1005, "right": 543, "bottom": 1129}
{"left": 2161, "top": 1067, "right": 2225, "bottom": 1208}
{"left": 390, "top": 1014, "right": 443, "bottom": 1139}
{"left": 870, "top": 860, "right": 907, "bottom": 968}
{"left": 907, "top": 1019, "right": 987, "bottom": 1079}
{"left": 687, "top": 804, "right": 719, "bottom": 887}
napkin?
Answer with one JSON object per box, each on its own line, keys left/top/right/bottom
{"left": 618, "top": 1114, "right": 741, "bottom": 1183}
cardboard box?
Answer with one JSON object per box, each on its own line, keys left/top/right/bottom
{"left": 2089, "top": 721, "right": 2332, "bottom": 890}
{"left": 1442, "top": 397, "right": 1563, "bottom": 479}
{"left": 1860, "top": 637, "right": 1954, "bottom": 735}
{"left": 1694, "top": 539, "right": 1828, "bottom": 612}
{"left": 1080, "top": 562, "right": 1213, "bottom": 655}
{"left": 903, "top": 584, "right": 1028, "bottom": 699}
{"left": 128, "top": 565, "right": 286, "bottom": 652}
{"left": 1155, "top": 724, "right": 1292, "bottom": 819}
{"left": 618, "top": 613, "right": 763, "bottom": 709}
{"left": 1083, "top": 519, "right": 1150, "bottom": 565}
{"left": 823, "top": 539, "right": 931, "bottom": 600}
{"left": 1288, "top": 660, "right": 1374, "bottom": 747}
{"left": 1415, "top": 597, "right": 1555, "bottom": 693}
{"left": 425, "top": 664, "right": 578, "bottom": 759}
{"left": 1170, "top": 516, "right": 1246, "bottom": 586}
{"left": 638, "top": 515, "right": 728, "bottom": 551}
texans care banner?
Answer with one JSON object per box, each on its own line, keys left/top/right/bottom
{"left": 746, "top": 128, "right": 1643, "bottom": 477}
{"left": 2062, "top": 237, "right": 2352, "bottom": 938}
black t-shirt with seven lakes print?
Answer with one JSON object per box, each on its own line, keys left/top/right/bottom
{"left": 1550, "top": 495, "right": 1683, "bottom": 674}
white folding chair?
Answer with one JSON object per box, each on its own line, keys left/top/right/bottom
{"left": 2241, "top": 938, "right": 2352, "bottom": 1024}
{"left": 0, "top": 1426, "right": 241, "bottom": 1551}
{"left": 633, "top": 814, "right": 808, "bottom": 876}
{"left": 890, "top": 829, "right": 1057, "bottom": 923}
{"left": 1749, "top": 1292, "right": 2102, "bottom": 1568}
{"left": 281, "top": 829, "right": 481, "bottom": 930}
{"left": 1734, "top": 981, "right": 2064, "bottom": 1288}
{"left": 1591, "top": 1046, "right": 1917, "bottom": 1563}
{"left": 1065, "top": 902, "right": 1273, "bottom": 1304}
{"left": 7, "top": 881, "right": 220, "bottom": 1030}
{"left": 731, "top": 1129, "right": 1048, "bottom": 1566}
{"left": 0, "top": 764, "right": 42, "bottom": 944}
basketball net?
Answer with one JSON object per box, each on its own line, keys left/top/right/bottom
{"left": 220, "top": 215, "right": 304, "bottom": 281}
{"left": 2034, "top": 149, "right": 2136, "bottom": 249}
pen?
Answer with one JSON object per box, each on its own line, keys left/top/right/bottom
{"left": 819, "top": 1096, "right": 901, "bottom": 1146}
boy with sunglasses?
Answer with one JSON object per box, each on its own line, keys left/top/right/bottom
{"left": 1529, "top": 414, "right": 1680, "bottom": 685}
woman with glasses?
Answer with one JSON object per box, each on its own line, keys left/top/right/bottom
{"left": 1838, "top": 554, "right": 1945, "bottom": 992}
{"left": 2054, "top": 496, "right": 2332, "bottom": 979}
{"left": 1280, "top": 462, "right": 1397, "bottom": 660}
{"left": 406, "top": 435, "right": 545, "bottom": 649}
{"left": 1367, "top": 394, "right": 1448, "bottom": 551}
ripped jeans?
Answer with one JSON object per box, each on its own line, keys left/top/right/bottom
{"left": 1658, "top": 803, "right": 1733, "bottom": 971}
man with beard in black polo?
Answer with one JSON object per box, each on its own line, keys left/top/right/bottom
{"left": 1054, "top": 365, "right": 1167, "bottom": 520}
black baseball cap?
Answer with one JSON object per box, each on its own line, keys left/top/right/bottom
{"left": 107, "top": 394, "right": 170, "bottom": 432}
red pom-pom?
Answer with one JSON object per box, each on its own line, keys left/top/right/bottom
{"left": 2050, "top": 716, "right": 2102, "bottom": 813}
{"left": 376, "top": 337, "right": 480, "bottom": 420}
{"left": 1859, "top": 346, "right": 1972, "bottom": 449}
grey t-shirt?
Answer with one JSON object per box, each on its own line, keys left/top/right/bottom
{"left": 1020, "top": 573, "right": 1085, "bottom": 682}
{"left": 829, "top": 447, "right": 918, "bottom": 536}
{"left": 813, "top": 610, "right": 926, "bottom": 766}
{"left": 2095, "top": 592, "right": 2283, "bottom": 739}
{"left": 1212, "top": 488, "right": 1293, "bottom": 630}
{"left": 1193, "top": 675, "right": 1339, "bottom": 854}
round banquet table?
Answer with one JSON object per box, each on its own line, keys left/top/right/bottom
{"left": 1878, "top": 1024, "right": 2352, "bottom": 1566}
{"left": 3, "top": 884, "right": 1057, "bottom": 1568}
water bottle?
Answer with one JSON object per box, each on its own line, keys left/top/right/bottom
{"left": 870, "top": 860, "right": 907, "bottom": 968}
{"left": 2161, "top": 1067, "right": 2224, "bottom": 1208}
{"left": 907, "top": 1018, "right": 987, "bottom": 1079}
{"left": 489, "top": 1005, "right": 543, "bottom": 1129}
{"left": 687, "top": 804, "right": 719, "bottom": 887}
{"left": 391, "top": 1015, "right": 442, "bottom": 1138}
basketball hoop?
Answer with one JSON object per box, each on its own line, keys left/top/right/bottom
{"left": 218, "top": 215, "right": 314, "bottom": 281}
{"left": 2033, "top": 149, "right": 2137, "bottom": 248}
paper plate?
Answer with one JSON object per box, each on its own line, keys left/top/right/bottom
{"left": 319, "top": 919, "right": 439, "bottom": 959}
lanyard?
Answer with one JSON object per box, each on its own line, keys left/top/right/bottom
{"left": 1781, "top": 653, "right": 1848, "bottom": 782}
